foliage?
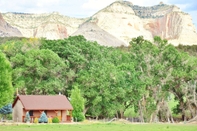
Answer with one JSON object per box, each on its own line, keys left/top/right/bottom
{"left": 0, "top": 104, "right": 12, "bottom": 115}
{"left": 11, "top": 49, "right": 67, "bottom": 95}
{"left": 0, "top": 104, "right": 12, "bottom": 119}
{"left": 52, "top": 117, "right": 60, "bottom": 123}
{"left": 34, "top": 117, "right": 38, "bottom": 123}
{"left": 70, "top": 86, "right": 85, "bottom": 122}
{"left": 1, "top": 35, "right": 197, "bottom": 122}
{"left": 124, "top": 107, "right": 139, "bottom": 118}
{"left": 0, "top": 38, "right": 40, "bottom": 59}
{"left": 39, "top": 112, "right": 48, "bottom": 123}
{"left": 0, "top": 37, "right": 26, "bottom": 44}
{"left": 176, "top": 44, "right": 197, "bottom": 56}
{"left": 0, "top": 104, "right": 12, "bottom": 120}
{"left": 48, "top": 117, "right": 52, "bottom": 123}
{"left": 0, "top": 51, "right": 13, "bottom": 108}
{"left": 24, "top": 112, "right": 31, "bottom": 122}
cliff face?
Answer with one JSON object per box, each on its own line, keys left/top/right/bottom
{"left": 72, "top": 22, "right": 126, "bottom": 47}
{"left": 33, "top": 23, "right": 68, "bottom": 40}
{"left": 0, "top": 13, "right": 22, "bottom": 37}
{"left": 130, "top": 2, "right": 181, "bottom": 19}
{"left": 89, "top": 1, "right": 197, "bottom": 46}
{"left": 89, "top": 1, "right": 153, "bottom": 45}
{"left": 1, "top": 1, "right": 197, "bottom": 46}
{"left": 144, "top": 12, "right": 197, "bottom": 45}
{"left": 2, "top": 12, "right": 86, "bottom": 39}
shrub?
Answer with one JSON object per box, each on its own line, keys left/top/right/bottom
{"left": 48, "top": 117, "right": 52, "bottom": 123}
{"left": 52, "top": 117, "right": 60, "bottom": 123}
{"left": 34, "top": 117, "right": 38, "bottom": 123}
{"left": 0, "top": 104, "right": 12, "bottom": 115}
{"left": 73, "top": 112, "right": 85, "bottom": 122}
{"left": 39, "top": 112, "right": 48, "bottom": 123}
{"left": 6, "top": 114, "right": 12, "bottom": 120}
{"left": 24, "top": 112, "right": 31, "bottom": 122}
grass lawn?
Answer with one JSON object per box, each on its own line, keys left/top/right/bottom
{"left": 0, "top": 123, "right": 197, "bottom": 131}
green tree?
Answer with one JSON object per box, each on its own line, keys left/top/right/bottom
{"left": 0, "top": 38, "right": 40, "bottom": 59}
{"left": 11, "top": 49, "right": 67, "bottom": 95}
{"left": 40, "top": 36, "right": 104, "bottom": 95}
{"left": 0, "top": 51, "right": 13, "bottom": 108}
{"left": 70, "top": 86, "right": 85, "bottom": 122}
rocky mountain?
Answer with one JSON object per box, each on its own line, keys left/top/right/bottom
{"left": 72, "top": 22, "right": 126, "bottom": 46}
{"left": 88, "top": 1, "right": 153, "bottom": 46}
{"left": 2, "top": 12, "right": 86, "bottom": 39}
{"left": 0, "top": 12, "right": 22, "bottom": 37}
{"left": 1, "top": 1, "right": 197, "bottom": 46}
{"left": 88, "top": 1, "right": 197, "bottom": 46}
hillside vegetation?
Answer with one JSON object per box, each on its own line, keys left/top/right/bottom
{"left": 0, "top": 36, "right": 197, "bottom": 122}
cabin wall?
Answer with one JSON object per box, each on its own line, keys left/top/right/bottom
{"left": 13, "top": 100, "right": 23, "bottom": 122}
{"left": 62, "top": 110, "right": 67, "bottom": 122}
{"left": 46, "top": 110, "right": 56, "bottom": 118}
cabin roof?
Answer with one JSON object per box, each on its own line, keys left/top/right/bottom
{"left": 13, "top": 95, "right": 73, "bottom": 110}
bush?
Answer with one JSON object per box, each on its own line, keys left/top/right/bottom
{"left": 39, "top": 112, "right": 48, "bottom": 123}
{"left": 48, "top": 117, "right": 52, "bottom": 123}
{"left": 24, "top": 112, "right": 31, "bottom": 122}
{"left": 34, "top": 117, "right": 38, "bottom": 123}
{"left": 0, "top": 104, "right": 12, "bottom": 115}
{"left": 52, "top": 117, "right": 60, "bottom": 123}
{"left": 73, "top": 113, "right": 85, "bottom": 122}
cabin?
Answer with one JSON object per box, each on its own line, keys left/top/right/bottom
{"left": 12, "top": 95, "right": 73, "bottom": 123}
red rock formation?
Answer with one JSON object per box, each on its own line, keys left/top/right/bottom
{"left": 34, "top": 23, "right": 68, "bottom": 39}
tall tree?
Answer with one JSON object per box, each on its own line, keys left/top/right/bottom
{"left": 11, "top": 49, "right": 67, "bottom": 95}
{"left": 0, "top": 51, "right": 13, "bottom": 108}
{"left": 70, "top": 86, "right": 85, "bottom": 122}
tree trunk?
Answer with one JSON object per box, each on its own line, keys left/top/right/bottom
{"left": 83, "top": 106, "right": 90, "bottom": 114}
{"left": 187, "top": 115, "right": 197, "bottom": 123}
{"left": 138, "top": 101, "right": 144, "bottom": 123}
{"left": 150, "top": 101, "right": 161, "bottom": 123}
{"left": 120, "top": 111, "right": 124, "bottom": 119}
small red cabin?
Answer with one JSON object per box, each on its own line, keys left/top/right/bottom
{"left": 12, "top": 95, "right": 73, "bottom": 123}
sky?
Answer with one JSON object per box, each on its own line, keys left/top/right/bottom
{"left": 0, "top": 0, "right": 197, "bottom": 29}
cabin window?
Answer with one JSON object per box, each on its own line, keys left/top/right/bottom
{"left": 29, "top": 110, "right": 33, "bottom": 116}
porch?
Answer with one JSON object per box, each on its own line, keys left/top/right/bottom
{"left": 22, "top": 110, "right": 72, "bottom": 123}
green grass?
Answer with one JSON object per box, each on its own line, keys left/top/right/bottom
{"left": 0, "top": 123, "right": 197, "bottom": 131}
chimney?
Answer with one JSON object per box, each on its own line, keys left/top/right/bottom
{"left": 16, "top": 88, "right": 19, "bottom": 96}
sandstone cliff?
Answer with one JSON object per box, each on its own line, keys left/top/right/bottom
{"left": 1, "top": 1, "right": 197, "bottom": 46}
{"left": 144, "top": 12, "right": 197, "bottom": 45}
{"left": 2, "top": 12, "right": 86, "bottom": 39}
{"left": 0, "top": 12, "right": 22, "bottom": 37}
{"left": 89, "top": 1, "right": 153, "bottom": 46}
{"left": 72, "top": 22, "right": 126, "bottom": 47}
